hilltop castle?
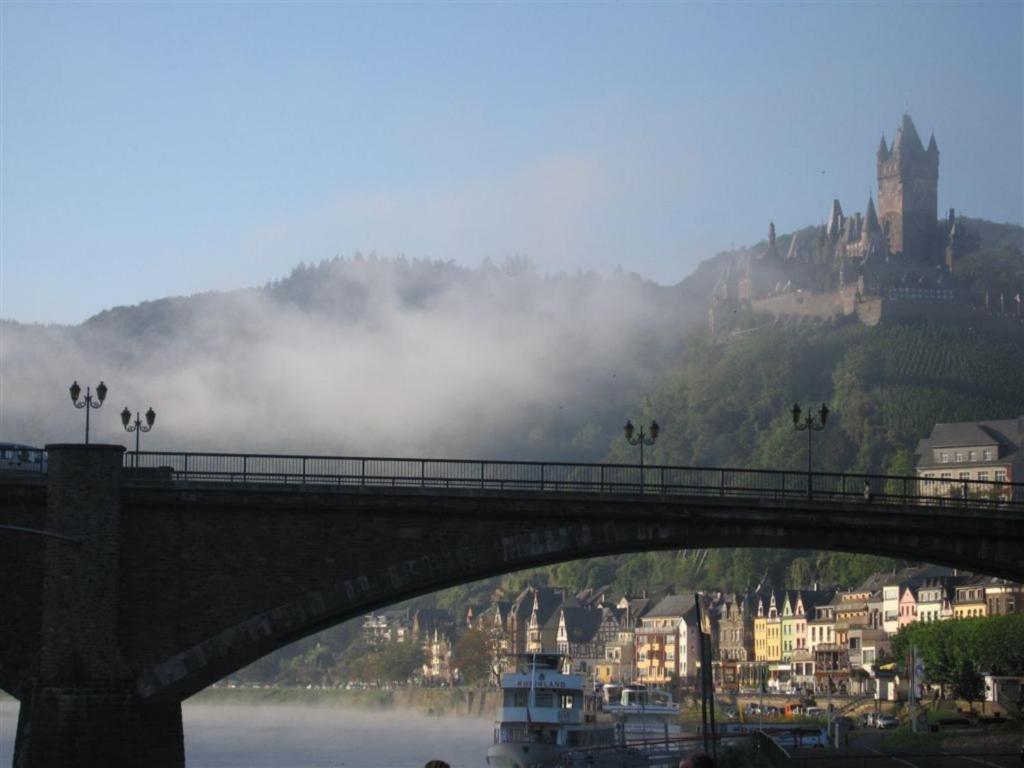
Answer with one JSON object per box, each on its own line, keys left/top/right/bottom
{"left": 709, "top": 114, "right": 973, "bottom": 336}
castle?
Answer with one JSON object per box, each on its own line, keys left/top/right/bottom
{"left": 709, "top": 114, "right": 973, "bottom": 336}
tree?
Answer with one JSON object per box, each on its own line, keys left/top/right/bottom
{"left": 953, "top": 659, "right": 984, "bottom": 713}
{"left": 378, "top": 641, "right": 426, "bottom": 683}
{"left": 453, "top": 628, "right": 494, "bottom": 684}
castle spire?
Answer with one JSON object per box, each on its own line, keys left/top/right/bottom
{"left": 827, "top": 199, "right": 844, "bottom": 240}
{"left": 892, "top": 113, "right": 925, "bottom": 155}
{"left": 877, "top": 135, "right": 890, "bottom": 161}
{"left": 927, "top": 131, "right": 938, "bottom": 154}
{"left": 864, "top": 196, "right": 881, "bottom": 233}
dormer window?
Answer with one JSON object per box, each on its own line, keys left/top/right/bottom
{"left": 969, "top": 451, "right": 977, "bottom": 461}
{"left": 983, "top": 449, "right": 993, "bottom": 461}
{"left": 941, "top": 452, "right": 949, "bottom": 463}
{"left": 955, "top": 452, "right": 964, "bottom": 463}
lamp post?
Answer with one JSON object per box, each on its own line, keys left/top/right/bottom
{"left": 792, "top": 402, "right": 829, "bottom": 499}
{"left": 69, "top": 380, "right": 108, "bottom": 444}
{"left": 121, "top": 407, "right": 156, "bottom": 466}
{"left": 623, "top": 419, "right": 660, "bottom": 493}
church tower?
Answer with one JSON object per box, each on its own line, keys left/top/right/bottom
{"left": 876, "top": 114, "right": 939, "bottom": 260}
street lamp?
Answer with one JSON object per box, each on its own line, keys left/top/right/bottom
{"left": 69, "top": 380, "right": 108, "bottom": 444}
{"left": 623, "top": 419, "right": 660, "bottom": 493}
{"left": 121, "top": 407, "right": 156, "bottom": 466}
{"left": 792, "top": 402, "right": 829, "bottom": 499}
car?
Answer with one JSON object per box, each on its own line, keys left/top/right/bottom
{"left": 876, "top": 715, "right": 899, "bottom": 729}
{"left": 805, "top": 707, "right": 827, "bottom": 719}
{"left": 772, "top": 727, "right": 828, "bottom": 749}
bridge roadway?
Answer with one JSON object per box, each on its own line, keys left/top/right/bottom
{"left": 2, "top": 444, "right": 1023, "bottom": 767}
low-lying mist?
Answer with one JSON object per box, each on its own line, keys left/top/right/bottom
{"left": 1, "top": 257, "right": 694, "bottom": 460}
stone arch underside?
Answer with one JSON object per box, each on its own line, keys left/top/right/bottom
{"left": 124, "top": 485, "right": 1024, "bottom": 703}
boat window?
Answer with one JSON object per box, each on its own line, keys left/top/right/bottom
{"left": 560, "top": 693, "right": 576, "bottom": 709}
{"left": 504, "top": 690, "right": 528, "bottom": 707}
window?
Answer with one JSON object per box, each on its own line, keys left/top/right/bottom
{"left": 969, "top": 451, "right": 977, "bottom": 461}
{"left": 995, "top": 470, "right": 1007, "bottom": 482}
{"left": 955, "top": 452, "right": 964, "bottom": 462}
{"left": 959, "top": 472, "right": 970, "bottom": 480}
{"left": 941, "top": 472, "right": 952, "bottom": 480}
{"left": 979, "top": 472, "right": 989, "bottom": 482}
{"left": 983, "top": 449, "right": 992, "bottom": 461}
{"left": 940, "top": 452, "right": 949, "bottom": 463}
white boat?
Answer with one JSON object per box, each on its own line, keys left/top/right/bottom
{"left": 601, "top": 685, "right": 683, "bottom": 742}
{"left": 486, "top": 653, "right": 644, "bottom": 768}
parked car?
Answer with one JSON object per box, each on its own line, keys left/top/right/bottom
{"left": 876, "top": 715, "right": 899, "bottom": 729}
{"left": 805, "top": 707, "right": 827, "bottom": 719}
{"left": 772, "top": 727, "right": 828, "bottom": 749}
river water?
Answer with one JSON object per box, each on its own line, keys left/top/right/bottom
{"left": 0, "top": 701, "right": 492, "bottom": 767}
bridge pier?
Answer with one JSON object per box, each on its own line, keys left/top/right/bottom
{"left": 15, "top": 684, "right": 184, "bottom": 767}
{"left": 14, "top": 445, "right": 184, "bottom": 768}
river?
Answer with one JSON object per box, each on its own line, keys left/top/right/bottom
{"left": 0, "top": 701, "right": 492, "bottom": 767}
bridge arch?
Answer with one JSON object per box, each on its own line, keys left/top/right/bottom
{"left": 126, "top": 483, "right": 1024, "bottom": 702}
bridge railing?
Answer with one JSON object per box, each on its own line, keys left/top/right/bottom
{"left": 121, "top": 451, "right": 1024, "bottom": 509}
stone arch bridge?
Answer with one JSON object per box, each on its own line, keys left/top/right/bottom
{"left": 2, "top": 444, "right": 1023, "bottom": 766}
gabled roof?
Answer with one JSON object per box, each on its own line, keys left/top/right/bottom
{"left": 915, "top": 418, "right": 1023, "bottom": 468}
{"left": 560, "top": 606, "right": 603, "bottom": 644}
{"left": 855, "top": 572, "right": 890, "bottom": 595}
{"left": 646, "top": 594, "right": 698, "bottom": 619}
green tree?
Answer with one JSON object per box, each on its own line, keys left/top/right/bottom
{"left": 378, "top": 641, "right": 426, "bottom": 683}
{"left": 953, "top": 659, "right": 985, "bottom": 712}
{"left": 453, "top": 628, "right": 494, "bottom": 684}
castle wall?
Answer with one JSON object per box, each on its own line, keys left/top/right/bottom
{"left": 751, "top": 288, "right": 857, "bottom": 321}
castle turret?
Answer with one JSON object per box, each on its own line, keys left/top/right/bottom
{"left": 876, "top": 113, "right": 939, "bottom": 260}
{"left": 827, "top": 199, "right": 844, "bottom": 242}
{"left": 877, "top": 135, "right": 890, "bottom": 162}
{"left": 767, "top": 221, "right": 779, "bottom": 259}
{"left": 864, "top": 196, "right": 881, "bottom": 234}
{"left": 859, "top": 196, "right": 887, "bottom": 263}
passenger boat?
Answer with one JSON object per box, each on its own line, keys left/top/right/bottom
{"left": 601, "top": 685, "right": 683, "bottom": 742}
{"left": 486, "top": 653, "right": 644, "bottom": 768}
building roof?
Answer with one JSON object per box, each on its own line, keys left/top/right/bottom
{"left": 560, "top": 606, "right": 603, "bottom": 644}
{"left": 915, "top": 418, "right": 1023, "bottom": 468}
{"left": 646, "top": 594, "right": 698, "bottom": 619}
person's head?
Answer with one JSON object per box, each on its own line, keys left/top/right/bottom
{"left": 424, "top": 761, "right": 450, "bottom": 768}
{"left": 678, "top": 753, "right": 716, "bottom": 768}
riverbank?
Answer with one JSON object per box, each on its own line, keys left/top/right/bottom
{"left": 188, "top": 685, "right": 495, "bottom": 717}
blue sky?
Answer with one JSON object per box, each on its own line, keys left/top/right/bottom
{"left": 2, "top": 1, "right": 1021, "bottom": 325}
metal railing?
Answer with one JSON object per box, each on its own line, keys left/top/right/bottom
{"left": 117, "top": 451, "right": 1024, "bottom": 510}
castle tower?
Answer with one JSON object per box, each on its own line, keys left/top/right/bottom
{"left": 826, "top": 199, "right": 844, "bottom": 242}
{"left": 876, "top": 114, "right": 939, "bottom": 260}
